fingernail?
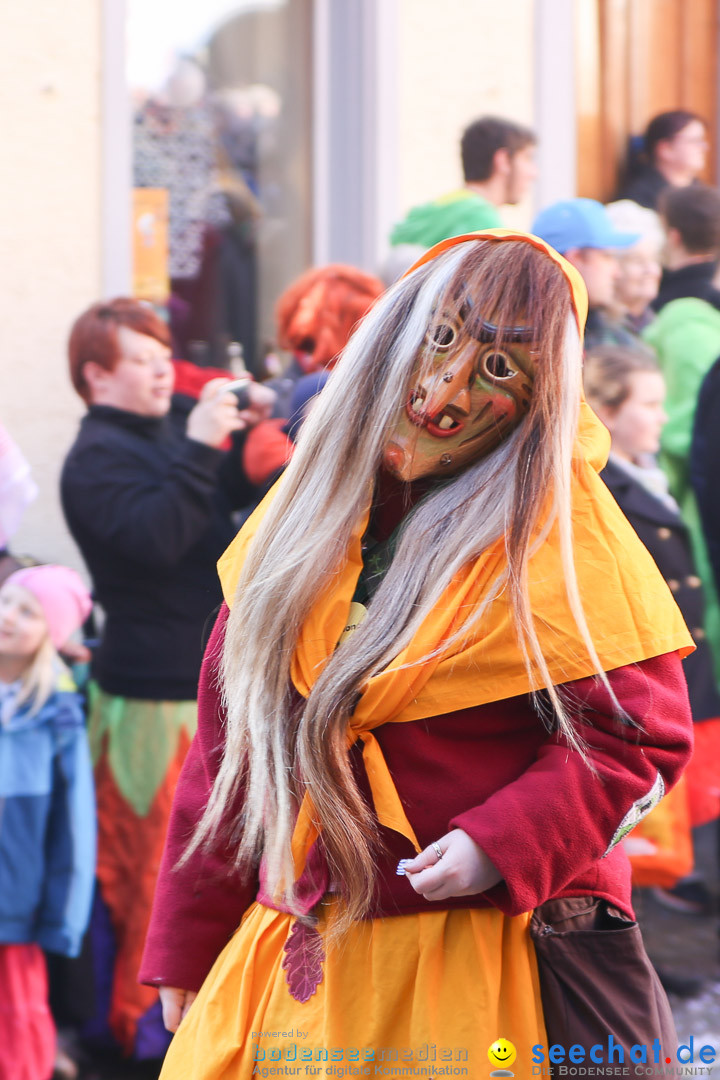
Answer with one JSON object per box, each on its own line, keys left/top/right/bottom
{"left": 396, "top": 859, "right": 412, "bottom": 876}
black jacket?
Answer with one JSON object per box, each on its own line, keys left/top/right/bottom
{"left": 651, "top": 260, "right": 720, "bottom": 313}
{"left": 61, "top": 406, "right": 256, "bottom": 700}
{"left": 602, "top": 457, "right": 720, "bottom": 721}
{"left": 583, "top": 308, "right": 644, "bottom": 352}
{"left": 615, "top": 166, "right": 669, "bottom": 210}
{"left": 691, "top": 356, "right": 720, "bottom": 604}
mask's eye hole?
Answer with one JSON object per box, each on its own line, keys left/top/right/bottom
{"left": 482, "top": 350, "right": 517, "bottom": 380}
{"left": 426, "top": 322, "right": 458, "bottom": 350}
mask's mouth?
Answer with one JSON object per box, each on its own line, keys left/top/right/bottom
{"left": 406, "top": 387, "right": 464, "bottom": 437}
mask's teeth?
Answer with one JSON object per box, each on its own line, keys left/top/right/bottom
{"left": 437, "top": 414, "right": 457, "bottom": 430}
{"left": 410, "top": 394, "right": 423, "bottom": 413}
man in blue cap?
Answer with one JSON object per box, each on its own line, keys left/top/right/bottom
{"left": 532, "top": 198, "right": 644, "bottom": 350}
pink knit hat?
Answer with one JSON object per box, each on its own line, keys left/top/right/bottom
{"left": 4, "top": 565, "right": 92, "bottom": 648}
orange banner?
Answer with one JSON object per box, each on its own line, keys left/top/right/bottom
{"left": 132, "top": 188, "right": 169, "bottom": 303}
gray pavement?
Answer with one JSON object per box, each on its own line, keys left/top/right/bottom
{"left": 638, "top": 820, "right": 720, "bottom": 1043}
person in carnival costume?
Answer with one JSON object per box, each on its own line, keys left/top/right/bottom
{"left": 141, "top": 231, "right": 694, "bottom": 1077}
{"left": 242, "top": 264, "right": 384, "bottom": 493}
{"left": 274, "top": 264, "right": 385, "bottom": 379}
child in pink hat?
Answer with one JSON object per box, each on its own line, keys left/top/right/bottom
{"left": 0, "top": 564, "right": 95, "bottom": 1080}
{"left": 5, "top": 565, "right": 92, "bottom": 650}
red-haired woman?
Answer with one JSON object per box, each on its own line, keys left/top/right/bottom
{"left": 61, "top": 298, "right": 272, "bottom": 1063}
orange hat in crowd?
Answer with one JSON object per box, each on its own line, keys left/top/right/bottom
{"left": 275, "top": 265, "right": 385, "bottom": 373}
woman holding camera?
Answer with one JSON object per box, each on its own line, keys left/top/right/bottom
{"left": 61, "top": 298, "right": 272, "bottom": 1062}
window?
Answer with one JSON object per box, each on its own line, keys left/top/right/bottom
{"left": 127, "top": 0, "right": 313, "bottom": 374}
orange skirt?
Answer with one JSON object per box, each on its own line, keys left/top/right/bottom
{"left": 160, "top": 902, "right": 546, "bottom": 1080}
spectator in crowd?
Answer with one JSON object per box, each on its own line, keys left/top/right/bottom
{"left": 653, "top": 184, "right": 720, "bottom": 312}
{"left": 691, "top": 348, "right": 720, "bottom": 638}
{"left": 643, "top": 297, "right": 720, "bottom": 677}
{"left": 616, "top": 110, "right": 709, "bottom": 210}
{"left": 531, "top": 198, "right": 641, "bottom": 349}
{"left": 275, "top": 264, "right": 383, "bottom": 377}
{"left": 604, "top": 200, "right": 664, "bottom": 332}
{"left": 0, "top": 422, "right": 37, "bottom": 584}
{"left": 60, "top": 298, "right": 271, "bottom": 1065}
{"left": 690, "top": 358, "right": 720, "bottom": 931}
{"left": 0, "top": 565, "right": 95, "bottom": 1080}
{"left": 389, "top": 116, "right": 537, "bottom": 251}
{"left": 241, "top": 264, "right": 383, "bottom": 499}
{"left": 586, "top": 347, "right": 720, "bottom": 920}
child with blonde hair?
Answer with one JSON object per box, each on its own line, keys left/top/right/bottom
{"left": 0, "top": 565, "right": 95, "bottom": 1080}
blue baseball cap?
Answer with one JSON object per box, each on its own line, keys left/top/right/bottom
{"left": 531, "top": 198, "right": 641, "bottom": 255}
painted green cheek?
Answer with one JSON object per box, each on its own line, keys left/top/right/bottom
{"left": 473, "top": 374, "right": 515, "bottom": 402}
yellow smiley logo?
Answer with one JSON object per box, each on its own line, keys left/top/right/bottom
{"left": 488, "top": 1039, "right": 517, "bottom": 1068}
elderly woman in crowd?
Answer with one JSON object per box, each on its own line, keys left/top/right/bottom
{"left": 605, "top": 200, "right": 665, "bottom": 334}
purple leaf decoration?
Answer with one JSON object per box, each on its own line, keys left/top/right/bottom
{"left": 282, "top": 919, "right": 325, "bottom": 1003}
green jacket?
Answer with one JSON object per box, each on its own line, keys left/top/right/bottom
{"left": 644, "top": 298, "right": 720, "bottom": 677}
{"left": 390, "top": 189, "right": 501, "bottom": 248}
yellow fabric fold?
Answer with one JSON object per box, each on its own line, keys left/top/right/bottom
{"left": 217, "top": 231, "right": 695, "bottom": 874}
{"left": 159, "top": 903, "right": 546, "bottom": 1080}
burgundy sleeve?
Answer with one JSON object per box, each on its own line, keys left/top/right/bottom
{"left": 450, "top": 651, "right": 693, "bottom": 916}
{"left": 139, "top": 604, "right": 257, "bottom": 991}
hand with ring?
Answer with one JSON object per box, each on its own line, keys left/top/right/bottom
{"left": 397, "top": 828, "right": 503, "bottom": 901}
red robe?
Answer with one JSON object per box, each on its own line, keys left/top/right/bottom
{"left": 140, "top": 603, "right": 692, "bottom": 993}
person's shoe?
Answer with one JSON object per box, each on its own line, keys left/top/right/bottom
{"left": 52, "top": 1046, "right": 79, "bottom": 1080}
{"left": 651, "top": 880, "right": 716, "bottom": 916}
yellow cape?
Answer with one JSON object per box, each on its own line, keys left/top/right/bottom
{"left": 218, "top": 230, "right": 694, "bottom": 868}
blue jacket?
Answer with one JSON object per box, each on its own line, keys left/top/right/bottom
{"left": 0, "top": 668, "right": 96, "bottom": 956}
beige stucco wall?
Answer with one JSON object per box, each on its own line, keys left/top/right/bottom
{"left": 0, "top": 3, "right": 101, "bottom": 576}
{"left": 396, "top": 0, "right": 536, "bottom": 230}
{"left": 0, "top": 0, "right": 538, "bottom": 578}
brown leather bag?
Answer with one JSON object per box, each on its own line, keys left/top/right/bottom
{"left": 531, "top": 897, "right": 676, "bottom": 1069}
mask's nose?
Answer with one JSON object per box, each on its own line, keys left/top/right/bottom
{"left": 422, "top": 343, "right": 477, "bottom": 417}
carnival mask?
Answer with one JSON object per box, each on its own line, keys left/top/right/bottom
{"left": 383, "top": 301, "right": 535, "bottom": 481}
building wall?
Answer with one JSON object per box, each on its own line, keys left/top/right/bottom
{"left": 0, "top": 3, "right": 102, "bottom": 574}
{"left": 395, "top": 0, "right": 536, "bottom": 232}
{"left": 0, "top": 0, "right": 542, "bottom": 576}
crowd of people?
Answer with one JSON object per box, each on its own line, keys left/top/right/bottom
{"left": 1, "top": 109, "right": 720, "bottom": 1080}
